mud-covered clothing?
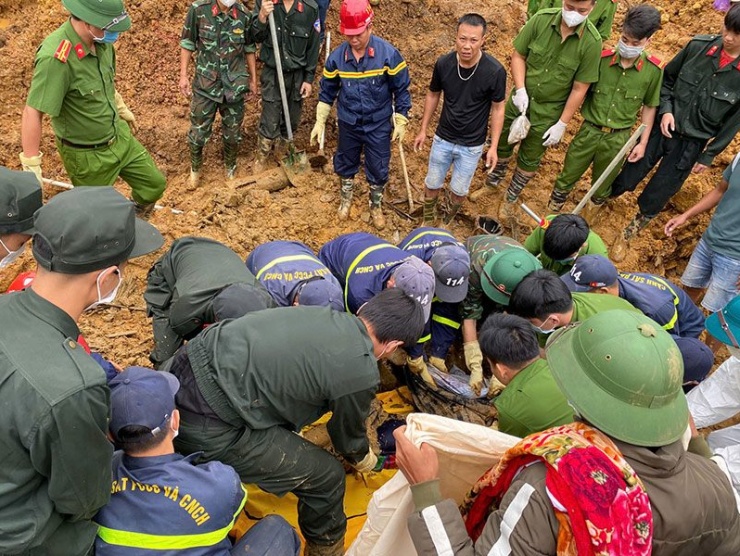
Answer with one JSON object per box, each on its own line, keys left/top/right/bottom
{"left": 527, "top": 0, "right": 617, "bottom": 40}
{"left": 461, "top": 235, "right": 527, "bottom": 321}
{"left": 493, "top": 358, "right": 573, "bottom": 438}
{"left": 399, "top": 227, "right": 464, "bottom": 359}
{"left": 318, "top": 232, "right": 413, "bottom": 314}
{"left": 246, "top": 239, "right": 342, "bottom": 307}
{"left": 144, "top": 237, "right": 274, "bottom": 367}
{"left": 430, "top": 51, "right": 507, "bottom": 146}
{"left": 25, "top": 19, "right": 165, "bottom": 204}
{"left": 406, "top": 439, "right": 740, "bottom": 555}
{"left": 257, "top": 65, "right": 306, "bottom": 140}
{"left": 94, "top": 452, "right": 246, "bottom": 555}
{"left": 0, "top": 288, "right": 112, "bottom": 555}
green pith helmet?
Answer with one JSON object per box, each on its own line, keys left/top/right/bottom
{"left": 545, "top": 310, "right": 688, "bottom": 447}
{"left": 481, "top": 248, "right": 542, "bottom": 306}
{"left": 62, "top": 0, "right": 131, "bottom": 32}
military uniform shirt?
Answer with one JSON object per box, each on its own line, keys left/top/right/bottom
{"left": 660, "top": 35, "right": 740, "bottom": 166}
{"left": 571, "top": 291, "right": 639, "bottom": 321}
{"left": 514, "top": 8, "right": 601, "bottom": 107}
{"left": 524, "top": 215, "right": 609, "bottom": 275}
{"left": 527, "top": 0, "right": 618, "bottom": 40}
{"left": 494, "top": 358, "right": 573, "bottom": 439}
{"left": 26, "top": 19, "right": 118, "bottom": 145}
{"left": 581, "top": 50, "right": 663, "bottom": 129}
{"left": 180, "top": 0, "right": 257, "bottom": 103}
{"left": 461, "top": 234, "right": 527, "bottom": 321}
{"left": 251, "top": 0, "right": 321, "bottom": 82}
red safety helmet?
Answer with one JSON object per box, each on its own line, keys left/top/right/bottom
{"left": 340, "top": 0, "right": 373, "bottom": 35}
{"left": 6, "top": 270, "right": 35, "bottom": 293}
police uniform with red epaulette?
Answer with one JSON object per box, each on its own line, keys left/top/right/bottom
{"left": 548, "top": 47, "right": 664, "bottom": 215}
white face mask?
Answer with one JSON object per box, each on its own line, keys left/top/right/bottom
{"left": 561, "top": 7, "right": 588, "bottom": 28}
{"left": 221, "top": 0, "right": 237, "bottom": 7}
{"left": 0, "top": 239, "right": 25, "bottom": 269}
{"left": 617, "top": 39, "right": 645, "bottom": 60}
{"left": 172, "top": 427, "right": 179, "bottom": 439}
{"left": 85, "top": 269, "right": 122, "bottom": 312}
{"left": 727, "top": 345, "right": 740, "bottom": 359}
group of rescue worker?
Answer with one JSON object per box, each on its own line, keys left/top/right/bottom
{"left": 3, "top": 0, "right": 740, "bottom": 554}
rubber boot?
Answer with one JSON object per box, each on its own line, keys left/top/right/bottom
{"left": 470, "top": 159, "right": 509, "bottom": 201}
{"left": 338, "top": 178, "right": 354, "bottom": 221}
{"left": 188, "top": 143, "right": 203, "bottom": 190}
{"left": 443, "top": 200, "right": 463, "bottom": 225}
{"left": 547, "top": 189, "right": 569, "bottom": 213}
{"left": 223, "top": 142, "right": 238, "bottom": 179}
{"left": 134, "top": 201, "right": 155, "bottom": 218}
{"left": 253, "top": 135, "right": 273, "bottom": 174}
{"left": 612, "top": 212, "right": 654, "bottom": 263}
{"left": 624, "top": 212, "right": 654, "bottom": 240}
{"left": 369, "top": 185, "right": 386, "bottom": 230}
{"left": 422, "top": 197, "right": 438, "bottom": 225}
{"left": 580, "top": 198, "right": 605, "bottom": 223}
{"left": 304, "top": 538, "right": 345, "bottom": 556}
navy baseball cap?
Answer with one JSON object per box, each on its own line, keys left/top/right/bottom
{"left": 560, "top": 254, "right": 619, "bottom": 292}
{"left": 295, "top": 276, "right": 344, "bottom": 311}
{"left": 706, "top": 294, "right": 740, "bottom": 348}
{"left": 430, "top": 243, "right": 470, "bottom": 304}
{"left": 109, "top": 367, "right": 180, "bottom": 440}
{"left": 392, "top": 257, "right": 435, "bottom": 321}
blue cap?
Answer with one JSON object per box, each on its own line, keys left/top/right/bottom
{"left": 705, "top": 294, "right": 740, "bottom": 347}
{"left": 673, "top": 336, "right": 713, "bottom": 384}
{"left": 295, "top": 277, "right": 344, "bottom": 311}
{"left": 430, "top": 243, "right": 470, "bottom": 304}
{"left": 109, "top": 367, "right": 180, "bottom": 440}
{"left": 560, "top": 254, "right": 619, "bottom": 292}
{"left": 392, "top": 257, "right": 435, "bottom": 321}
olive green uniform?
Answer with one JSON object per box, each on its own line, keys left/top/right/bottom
{"left": 553, "top": 50, "right": 663, "bottom": 201}
{"left": 461, "top": 234, "right": 528, "bottom": 321}
{"left": 493, "top": 358, "right": 573, "bottom": 438}
{"left": 251, "top": 0, "right": 320, "bottom": 140}
{"left": 523, "top": 214, "right": 609, "bottom": 275}
{"left": 144, "top": 237, "right": 275, "bottom": 367}
{"left": 497, "top": 9, "right": 601, "bottom": 173}
{"left": 25, "top": 20, "right": 166, "bottom": 205}
{"left": 527, "top": 0, "right": 618, "bottom": 40}
{"left": 181, "top": 0, "right": 257, "bottom": 161}
{"left": 0, "top": 288, "right": 112, "bottom": 555}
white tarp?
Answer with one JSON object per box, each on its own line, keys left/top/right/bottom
{"left": 347, "top": 413, "right": 519, "bottom": 556}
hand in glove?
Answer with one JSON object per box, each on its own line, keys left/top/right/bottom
{"left": 391, "top": 113, "right": 409, "bottom": 143}
{"left": 512, "top": 87, "right": 529, "bottom": 114}
{"left": 542, "top": 120, "right": 567, "bottom": 147}
{"left": 19, "top": 152, "right": 43, "bottom": 184}
{"left": 486, "top": 376, "right": 506, "bottom": 398}
{"left": 428, "top": 355, "right": 448, "bottom": 373}
{"left": 115, "top": 91, "right": 136, "bottom": 133}
{"left": 464, "top": 341, "right": 485, "bottom": 396}
{"left": 407, "top": 355, "right": 437, "bottom": 390}
{"left": 310, "top": 101, "right": 332, "bottom": 146}
{"left": 353, "top": 450, "right": 379, "bottom": 473}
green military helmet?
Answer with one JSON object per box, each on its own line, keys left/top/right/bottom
{"left": 481, "top": 248, "right": 541, "bottom": 306}
{"left": 62, "top": 0, "right": 131, "bottom": 32}
{"left": 545, "top": 310, "right": 688, "bottom": 447}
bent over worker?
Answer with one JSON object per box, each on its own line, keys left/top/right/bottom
{"left": 170, "top": 289, "right": 425, "bottom": 556}
{"left": 0, "top": 167, "right": 42, "bottom": 272}
{"left": 246, "top": 239, "right": 344, "bottom": 310}
{"left": 311, "top": 0, "right": 411, "bottom": 229}
{"left": 20, "top": 0, "right": 167, "bottom": 215}
{"left": 144, "top": 236, "right": 275, "bottom": 367}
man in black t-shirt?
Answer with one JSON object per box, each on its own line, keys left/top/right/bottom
{"left": 414, "top": 13, "right": 507, "bottom": 224}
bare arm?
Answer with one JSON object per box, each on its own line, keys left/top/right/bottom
{"left": 462, "top": 318, "right": 478, "bottom": 344}
{"left": 247, "top": 52, "right": 257, "bottom": 96}
{"left": 511, "top": 51, "right": 527, "bottom": 90}
{"left": 558, "top": 81, "right": 590, "bottom": 124}
{"left": 665, "top": 179, "right": 728, "bottom": 236}
{"left": 413, "top": 91, "right": 442, "bottom": 150}
{"left": 179, "top": 48, "right": 192, "bottom": 97}
{"left": 21, "top": 105, "right": 43, "bottom": 156}
{"left": 628, "top": 106, "right": 657, "bottom": 163}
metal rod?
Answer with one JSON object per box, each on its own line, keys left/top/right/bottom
{"left": 268, "top": 12, "right": 294, "bottom": 142}
{"left": 520, "top": 202, "right": 545, "bottom": 226}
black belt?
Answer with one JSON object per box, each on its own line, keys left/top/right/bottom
{"left": 586, "top": 121, "right": 631, "bottom": 134}
{"left": 59, "top": 136, "right": 116, "bottom": 149}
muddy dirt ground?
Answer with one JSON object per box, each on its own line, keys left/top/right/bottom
{"left": 0, "top": 0, "right": 737, "bottom": 367}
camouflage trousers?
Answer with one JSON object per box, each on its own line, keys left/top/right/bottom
{"left": 187, "top": 92, "right": 246, "bottom": 147}
{"left": 258, "top": 66, "right": 304, "bottom": 141}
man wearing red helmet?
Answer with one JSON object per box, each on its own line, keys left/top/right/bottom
{"left": 310, "top": 0, "right": 411, "bottom": 229}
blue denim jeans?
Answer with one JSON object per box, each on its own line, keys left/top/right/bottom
{"left": 425, "top": 135, "right": 484, "bottom": 196}
{"left": 680, "top": 237, "right": 740, "bottom": 312}
{"left": 231, "top": 515, "right": 302, "bottom": 555}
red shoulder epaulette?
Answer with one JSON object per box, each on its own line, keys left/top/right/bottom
{"left": 211, "top": 3, "right": 219, "bottom": 15}
{"left": 53, "top": 39, "right": 72, "bottom": 63}
{"left": 601, "top": 48, "right": 615, "bottom": 58}
{"left": 647, "top": 54, "right": 665, "bottom": 69}
{"left": 297, "top": 1, "right": 304, "bottom": 12}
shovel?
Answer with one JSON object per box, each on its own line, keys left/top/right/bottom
{"left": 268, "top": 12, "right": 307, "bottom": 169}
{"left": 310, "top": 32, "right": 331, "bottom": 170}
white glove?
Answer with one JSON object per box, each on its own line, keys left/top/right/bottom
{"left": 512, "top": 87, "right": 529, "bottom": 114}
{"left": 115, "top": 91, "right": 136, "bottom": 133}
{"left": 464, "top": 341, "right": 485, "bottom": 396}
{"left": 19, "top": 152, "right": 43, "bottom": 184}
{"left": 310, "top": 101, "right": 332, "bottom": 146}
{"left": 542, "top": 120, "right": 567, "bottom": 147}
{"left": 354, "top": 450, "right": 378, "bottom": 473}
